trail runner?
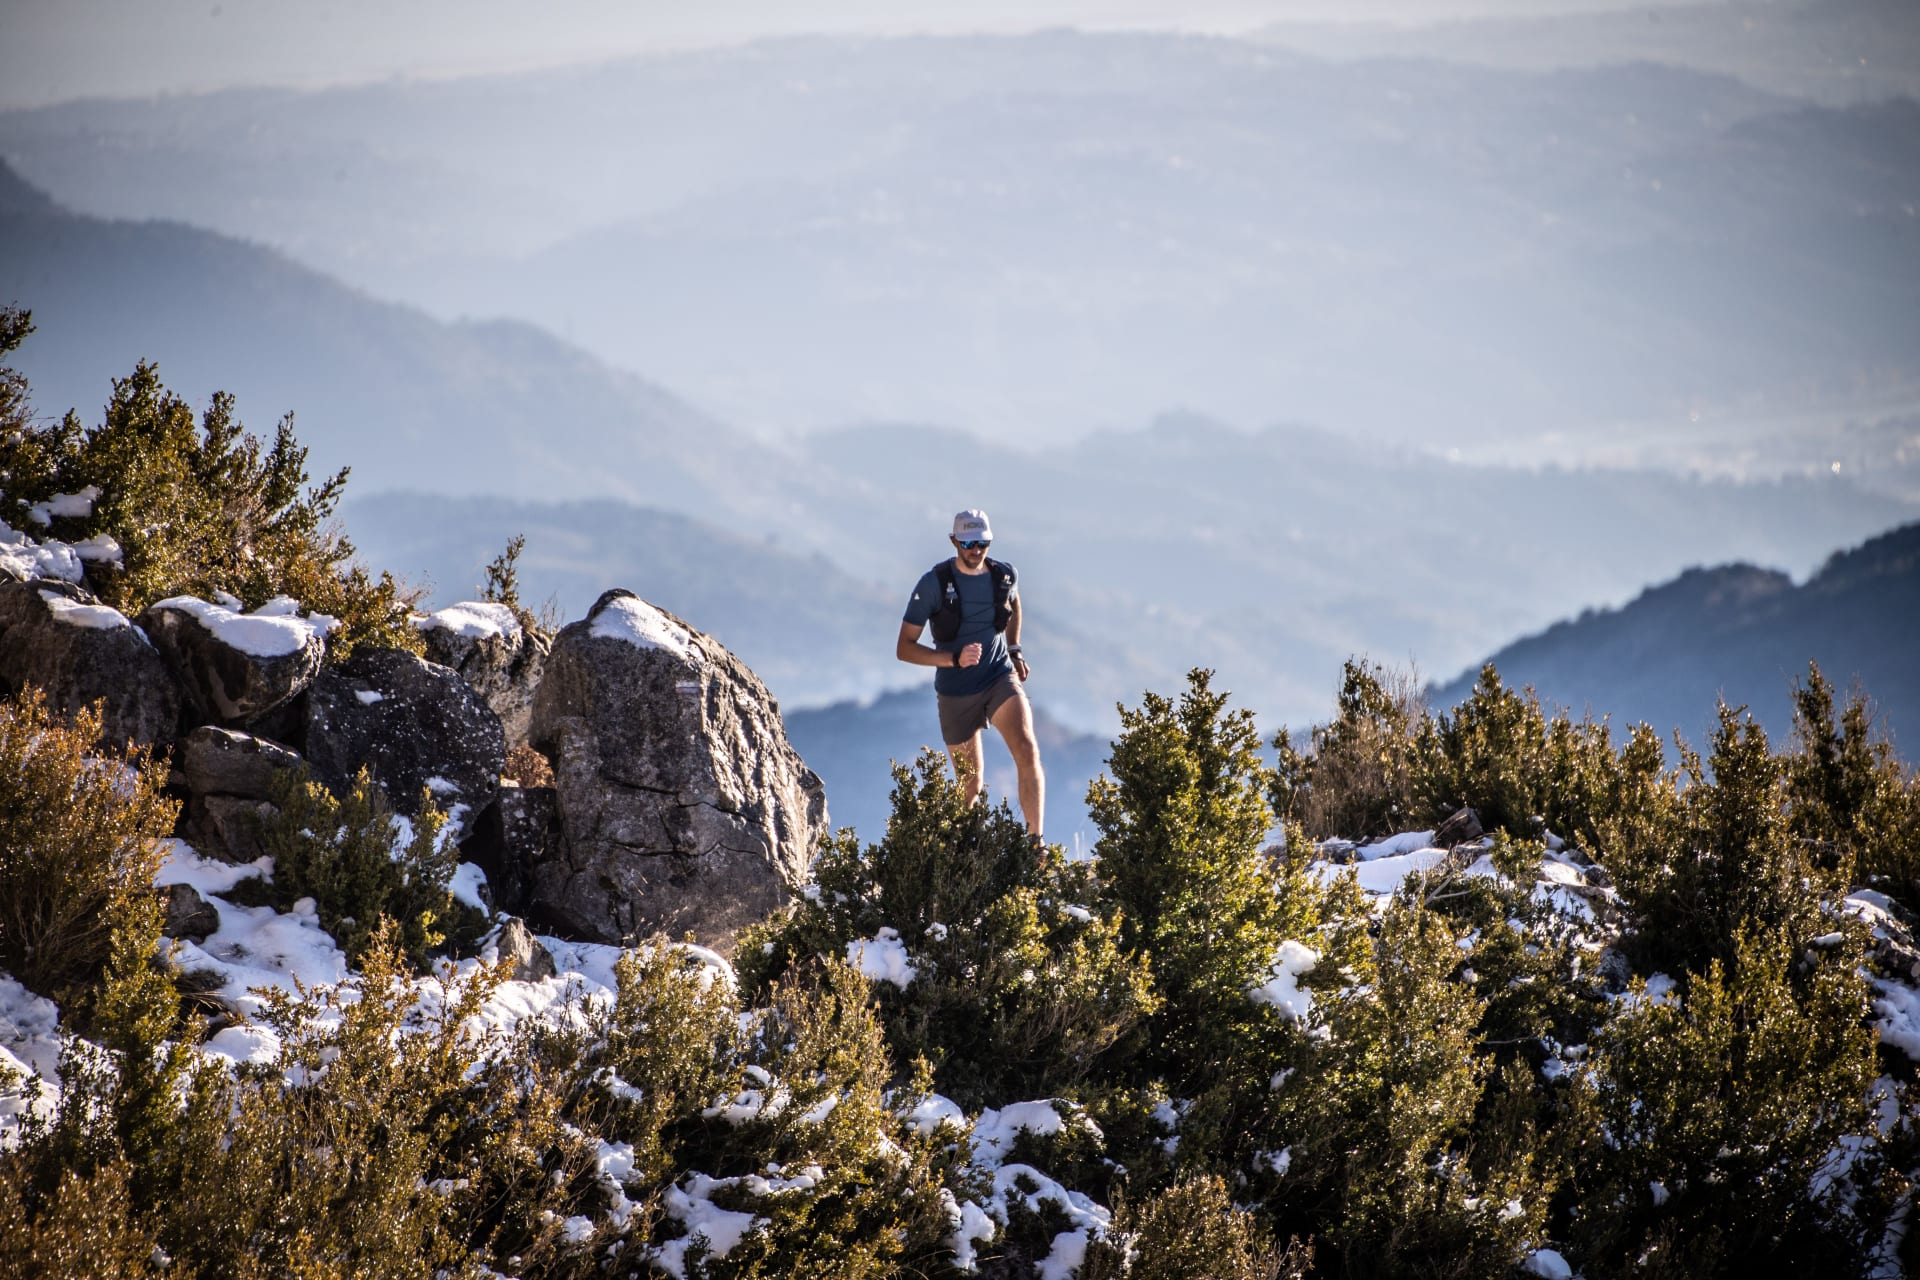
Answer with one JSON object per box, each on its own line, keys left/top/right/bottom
{"left": 895, "top": 509, "right": 1045, "bottom": 841}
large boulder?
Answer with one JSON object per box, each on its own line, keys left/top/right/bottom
{"left": 529, "top": 589, "right": 826, "bottom": 950}
{"left": 0, "top": 580, "right": 181, "bottom": 749}
{"left": 414, "top": 602, "right": 550, "bottom": 750}
{"left": 138, "top": 596, "right": 327, "bottom": 726}
{"left": 301, "top": 646, "right": 505, "bottom": 839}
{"left": 173, "top": 726, "right": 306, "bottom": 864}
{"left": 176, "top": 725, "right": 304, "bottom": 800}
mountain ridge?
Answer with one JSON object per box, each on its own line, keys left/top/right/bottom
{"left": 1430, "top": 520, "right": 1920, "bottom": 749}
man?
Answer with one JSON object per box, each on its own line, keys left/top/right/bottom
{"left": 897, "top": 509, "right": 1045, "bottom": 841}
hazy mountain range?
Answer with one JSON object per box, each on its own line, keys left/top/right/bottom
{"left": 1428, "top": 519, "right": 1920, "bottom": 754}
{"left": 4, "top": 158, "right": 1912, "bottom": 734}
{"left": 3, "top": 22, "right": 1916, "bottom": 461}
{"left": 1259, "top": 0, "right": 1920, "bottom": 106}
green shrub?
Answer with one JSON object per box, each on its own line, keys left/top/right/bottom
{"left": 0, "top": 689, "right": 177, "bottom": 1001}
{"left": 1269, "top": 898, "right": 1557, "bottom": 1279}
{"left": 1088, "top": 669, "right": 1293, "bottom": 1094}
{"left": 188, "top": 925, "right": 595, "bottom": 1279}
{"left": 1785, "top": 662, "right": 1920, "bottom": 914}
{"left": 1414, "top": 665, "right": 1649, "bottom": 847}
{"left": 1617, "top": 707, "right": 1839, "bottom": 976}
{"left": 258, "top": 767, "right": 485, "bottom": 971}
{"left": 1271, "top": 658, "right": 1426, "bottom": 840}
{"left": 0, "top": 325, "right": 417, "bottom": 660}
{"left": 1081, "top": 1173, "right": 1311, "bottom": 1280}
{"left": 1571, "top": 925, "right": 1885, "bottom": 1276}
{"left": 0, "top": 1156, "right": 161, "bottom": 1280}
{"left": 742, "top": 753, "right": 1156, "bottom": 1109}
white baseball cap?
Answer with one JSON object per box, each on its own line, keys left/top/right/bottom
{"left": 951, "top": 509, "right": 993, "bottom": 541}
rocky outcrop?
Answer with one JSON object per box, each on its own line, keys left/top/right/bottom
{"left": 529, "top": 590, "right": 825, "bottom": 951}
{"left": 160, "top": 883, "right": 221, "bottom": 943}
{"left": 177, "top": 725, "right": 304, "bottom": 799}
{"left": 138, "top": 596, "right": 327, "bottom": 725}
{"left": 1432, "top": 806, "right": 1485, "bottom": 848}
{"left": 301, "top": 646, "right": 505, "bottom": 839}
{"left": 174, "top": 726, "right": 305, "bottom": 863}
{"left": 459, "top": 785, "right": 561, "bottom": 920}
{"left": 414, "top": 602, "right": 550, "bottom": 750}
{"left": 0, "top": 580, "right": 181, "bottom": 749}
{"left": 494, "top": 917, "right": 556, "bottom": 983}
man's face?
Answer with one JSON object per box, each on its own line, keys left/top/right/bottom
{"left": 951, "top": 535, "right": 990, "bottom": 568}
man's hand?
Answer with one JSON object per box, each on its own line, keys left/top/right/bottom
{"left": 958, "top": 642, "right": 983, "bottom": 668}
{"left": 1013, "top": 653, "right": 1031, "bottom": 682}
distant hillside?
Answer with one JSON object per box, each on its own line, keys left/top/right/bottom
{"left": 0, "top": 159, "right": 836, "bottom": 523}
{"left": 1430, "top": 521, "right": 1920, "bottom": 750}
{"left": 785, "top": 688, "right": 1112, "bottom": 851}
{"left": 1258, "top": 0, "right": 1920, "bottom": 106}
{"left": 345, "top": 491, "right": 897, "bottom": 709}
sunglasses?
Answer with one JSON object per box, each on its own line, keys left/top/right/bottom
{"left": 955, "top": 539, "right": 990, "bottom": 550}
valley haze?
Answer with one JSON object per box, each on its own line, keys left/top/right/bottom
{"left": 1, "top": 0, "right": 1915, "bottom": 837}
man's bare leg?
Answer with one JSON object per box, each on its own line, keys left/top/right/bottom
{"left": 946, "top": 733, "right": 986, "bottom": 806}
{"left": 989, "top": 693, "right": 1045, "bottom": 838}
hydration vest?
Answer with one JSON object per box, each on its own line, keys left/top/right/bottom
{"left": 929, "top": 557, "right": 1014, "bottom": 643}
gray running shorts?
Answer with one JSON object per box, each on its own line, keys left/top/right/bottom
{"left": 938, "top": 673, "right": 1026, "bottom": 746}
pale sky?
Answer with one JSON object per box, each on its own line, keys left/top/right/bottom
{"left": 0, "top": 0, "right": 1724, "bottom": 109}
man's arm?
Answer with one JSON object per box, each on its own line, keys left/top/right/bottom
{"left": 1007, "top": 594, "right": 1030, "bottom": 682}
{"left": 898, "top": 620, "right": 980, "bottom": 668}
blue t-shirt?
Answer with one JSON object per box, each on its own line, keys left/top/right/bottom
{"left": 903, "top": 560, "right": 1017, "bottom": 696}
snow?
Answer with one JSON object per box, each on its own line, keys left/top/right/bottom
{"left": 1523, "top": 1248, "right": 1572, "bottom": 1280}
{"left": 988, "top": 1163, "right": 1111, "bottom": 1273}
{"left": 448, "top": 863, "right": 489, "bottom": 913}
{"left": 971, "top": 1100, "right": 1067, "bottom": 1164}
{"left": 1872, "top": 979, "right": 1920, "bottom": 1060}
{"left": 354, "top": 689, "right": 384, "bottom": 705}
{"left": 156, "top": 839, "right": 272, "bottom": 896}
{"left": 654, "top": 1173, "right": 761, "bottom": 1278}
{"left": 38, "top": 589, "right": 133, "bottom": 631}
{"left": 149, "top": 595, "right": 329, "bottom": 658}
{"left": 1327, "top": 846, "right": 1450, "bottom": 896}
{"left": 413, "top": 600, "right": 522, "bottom": 642}
{"left": 1356, "top": 830, "right": 1436, "bottom": 860}
{"left": 27, "top": 487, "right": 99, "bottom": 524}
{"left": 0, "top": 976, "right": 63, "bottom": 1145}
{"left": 942, "top": 1187, "right": 998, "bottom": 1271}
{"left": 846, "top": 927, "right": 917, "bottom": 989}
{"left": 69, "top": 533, "right": 123, "bottom": 565}
{"left": 1251, "top": 940, "right": 1319, "bottom": 1020}
{"left": 589, "top": 594, "right": 700, "bottom": 664}
{"left": 1257, "top": 1148, "right": 1292, "bottom": 1174}
{"left": 903, "top": 1092, "right": 966, "bottom": 1136}
{"left": 0, "top": 539, "right": 84, "bottom": 582}
{"left": 172, "top": 892, "right": 351, "bottom": 1029}
{"left": 704, "top": 1065, "right": 789, "bottom": 1124}
{"left": 1037, "top": 1229, "right": 1091, "bottom": 1280}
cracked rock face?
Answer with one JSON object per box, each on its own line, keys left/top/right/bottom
{"left": 529, "top": 589, "right": 826, "bottom": 952}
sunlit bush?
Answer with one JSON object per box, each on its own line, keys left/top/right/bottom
{"left": 0, "top": 313, "right": 418, "bottom": 659}
{"left": 743, "top": 753, "right": 1156, "bottom": 1109}
{"left": 0, "top": 689, "right": 176, "bottom": 1001}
